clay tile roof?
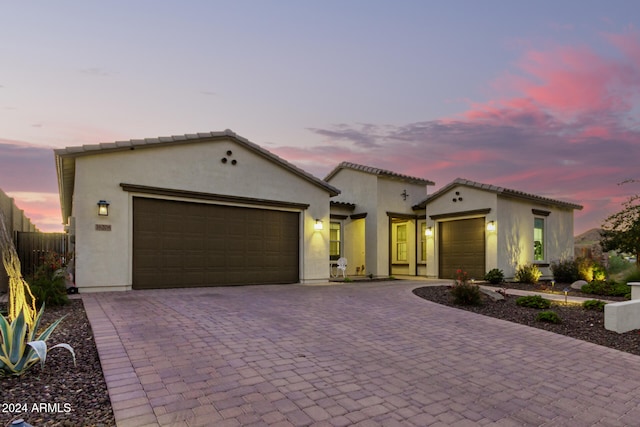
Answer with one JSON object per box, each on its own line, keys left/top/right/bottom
{"left": 324, "top": 161, "right": 435, "bottom": 186}
{"left": 55, "top": 130, "right": 341, "bottom": 223}
{"left": 414, "top": 177, "right": 583, "bottom": 210}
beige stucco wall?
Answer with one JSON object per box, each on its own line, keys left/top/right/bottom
{"left": 70, "top": 139, "right": 331, "bottom": 291}
{"left": 497, "top": 197, "right": 575, "bottom": 278}
{"left": 424, "top": 184, "right": 576, "bottom": 280}
{"left": 327, "top": 169, "right": 429, "bottom": 277}
{"left": 424, "top": 185, "right": 498, "bottom": 278}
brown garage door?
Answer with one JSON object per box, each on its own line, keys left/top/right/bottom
{"left": 133, "top": 197, "right": 299, "bottom": 289}
{"left": 438, "top": 217, "right": 485, "bottom": 280}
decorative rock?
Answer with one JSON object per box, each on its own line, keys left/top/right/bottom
{"left": 480, "top": 287, "right": 505, "bottom": 301}
{"left": 571, "top": 280, "right": 588, "bottom": 290}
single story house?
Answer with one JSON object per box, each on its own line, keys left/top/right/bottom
{"left": 55, "top": 130, "right": 339, "bottom": 292}
{"left": 55, "top": 130, "right": 582, "bottom": 292}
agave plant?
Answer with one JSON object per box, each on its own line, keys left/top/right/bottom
{"left": 0, "top": 304, "right": 76, "bottom": 376}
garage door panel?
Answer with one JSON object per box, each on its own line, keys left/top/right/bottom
{"left": 439, "top": 218, "right": 485, "bottom": 280}
{"left": 133, "top": 197, "right": 299, "bottom": 289}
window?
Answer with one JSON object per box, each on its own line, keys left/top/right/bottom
{"left": 534, "top": 218, "right": 544, "bottom": 261}
{"left": 420, "top": 222, "right": 427, "bottom": 262}
{"left": 397, "top": 224, "right": 407, "bottom": 262}
{"left": 330, "top": 221, "right": 341, "bottom": 260}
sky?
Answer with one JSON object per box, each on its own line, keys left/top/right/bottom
{"left": 1, "top": 1, "right": 640, "bottom": 235}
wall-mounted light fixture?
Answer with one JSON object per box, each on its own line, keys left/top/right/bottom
{"left": 425, "top": 226, "right": 433, "bottom": 236}
{"left": 314, "top": 219, "right": 324, "bottom": 230}
{"left": 486, "top": 221, "right": 496, "bottom": 232}
{"left": 97, "top": 200, "right": 110, "bottom": 216}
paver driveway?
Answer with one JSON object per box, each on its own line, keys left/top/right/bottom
{"left": 83, "top": 281, "right": 640, "bottom": 426}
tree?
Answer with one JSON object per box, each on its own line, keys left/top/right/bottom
{"left": 601, "top": 180, "right": 640, "bottom": 268}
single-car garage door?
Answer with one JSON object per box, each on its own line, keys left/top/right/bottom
{"left": 133, "top": 197, "right": 299, "bottom": 289}
{"left": 438, "top": 217, "right": 485, "bottom": 280}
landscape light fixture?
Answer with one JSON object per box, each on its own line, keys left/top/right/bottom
{"left": 425, "top": 226, "right": 433, "bottom": 236}
{"left": 486, "top": 221, "right": 496, "bottom": 232}
{"left": 314, "top": 219, "right": 323, "bottom": 230}
{"left": 97, "top": 200, "right": 110, "bottom": 216}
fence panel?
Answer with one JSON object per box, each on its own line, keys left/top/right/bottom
{"left": 15, "top": 232, "right": 69, "bottom": 277}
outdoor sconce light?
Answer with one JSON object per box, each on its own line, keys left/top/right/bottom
{"left": 425, "top": 226, "right": 433, "bottom": 236}
{"left": 97, "top": 200, "right": 110, "bottom": 216}
{"left": 314, "top": 219, "right": 323, "bottom": 230}
{"left": 486, "top": 221, "right": 496, "bottom": 232}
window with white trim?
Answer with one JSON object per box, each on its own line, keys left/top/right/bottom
{"left": 534, "top": 217, "right": 545, "bottom": 261}
{"left": 330, "top": 221, "right": 341, "bottom": 261}
{"left": 396, "top": 224, "right": 407, "bottom": 262}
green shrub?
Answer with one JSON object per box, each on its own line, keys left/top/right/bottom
{"left": 515, "top": 295, "right": 551, "bottom": 309}
{"left": 583, "top": 299, "right": 607, "bottom": 311}
{"left": 515, "top": 264, "right": 542, "bottom": 284}
{"left": 484, "top": 268, "right": 504, "bottom": 284}
{"left": 451, "top": 282, "right": 482, "bottom": 306}
{"left": 623, "top": 268, "right": 640, "bottom": 284}
{"left": 551, "top": 259, "right": 579, "bottom": 283}
{"left": 607, "top": 254, "right": 632, "bottom": 275}
{"left": 27, "top": 252, "right": 69, "bottom": 308}
{"left": 581, "top": 280, "right": 630, "bottom": 297}
{"left": 537, "top": 311, "right": 561, "bottom": 324}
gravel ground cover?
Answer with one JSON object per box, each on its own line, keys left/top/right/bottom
{"left": 0, "top": 299, "right": 115, "bottom": 427}
{"left": 413, "top": 283, "right": 640, "bottom": 356}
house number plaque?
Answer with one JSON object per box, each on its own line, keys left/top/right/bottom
{"left": 95, "top": 224, "right": 112, "bottom": 231}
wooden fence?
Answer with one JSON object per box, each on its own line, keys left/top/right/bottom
{"left": 15, "top": 232, "right": 69, "bottom": 277}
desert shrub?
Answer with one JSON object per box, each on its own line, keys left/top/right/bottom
{"left": 515, "top": 295, "right": 551, "bottom": 309}
{"left": 551, "top": 259, "right": 579, "bottom": 283}
{"left": 451, "top": 282, "right": 482, "bottom": 306}
{"left": 577, "top": 256, "right": 607, "bottom": 282}
{"left": 515, "top": 264, "right": 542, "bottom": 284}
{"left": 484, "top": 268, "right": 504, "bottom": 284}
{"left": 608, "top": 254, "right": 632, "bottom": 275}
{"left": 537, "top": 311, "right": 561, "bottom": 324}
{"left": 581, "top": 280, "right": 630, "bottom": 297}
{"left": 623, "top": 268, "right": 640, "bottom": 284}
{"left": 27, "top": 252, "right": 69, "bottom": 308}
{"left": 583, "top": 299, "right": 607, "bottom": 311}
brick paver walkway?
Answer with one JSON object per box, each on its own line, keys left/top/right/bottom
{"left": 82, "top": 281, "right": 640, "bottom": 426}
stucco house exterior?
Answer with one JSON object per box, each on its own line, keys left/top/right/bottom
{"left": 55, "top": 130, "right": 582, "bottom": 292}
{"left": 324, "top": 162, "right": 435, "bottom": 278}
{"left": 413, "top": 178, "right": 583, "bottom": 280}
{"left": 55, "top": 130, "right": 339, "bottom": 292}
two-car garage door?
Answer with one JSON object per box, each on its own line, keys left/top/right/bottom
{"left": 132, "top": 197, "right": 299, "bottom": 289}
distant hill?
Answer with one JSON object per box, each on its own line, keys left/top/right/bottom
{"left": 575, "top": 228, "right": 602, "bottom": 245}
{"left": 575, "top": 228, "right": 604, "bottom": 260}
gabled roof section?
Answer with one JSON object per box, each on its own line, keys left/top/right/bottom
{"left": 414, "top": 178, "right": 583, "bottom": 210}
{"left": 324, "top": 161, "right": 435, "bottom": 186}
{"left": 55, "top": 130, "right": 340, "bottom": 224}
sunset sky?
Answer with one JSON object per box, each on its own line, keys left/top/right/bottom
{"left": 1, "top": 1, "right": 639, "bottom": 234}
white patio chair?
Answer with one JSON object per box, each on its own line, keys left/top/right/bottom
{"left": 336, "top": 257, "right": 347, "bottom": 278}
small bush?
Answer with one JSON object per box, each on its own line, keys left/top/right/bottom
{"left": 581, "top": 280, "right": 630, "bottom": 297}
{"left": 451, "top": 282, "right": 482, "bottom": 306}
{"left": 623, "top": 268, "right": 640, "bottom": 284}
{"left": 537, "top": 311, "right": 561, "bottom": 324}
{"left": 484, "top": 268, "right": 504, "bottom": 284}
{"left": 26, "top": 252, "right": 69, "bottom": 308}
{"left": 515, "top": 295, "right": 551, "bottom": 309}
{"left": 583, "top": 299, "right": 607, "bottom": 311}
{"left": 551, "top": 259, "right": 580, "bottom": 283}
{"left": 608, "top": 254, "right": 632, "bottom": 275}
{"left": 515, "top": 264, "right": 542, "bottom": 284}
